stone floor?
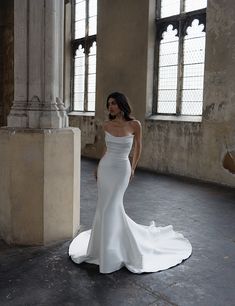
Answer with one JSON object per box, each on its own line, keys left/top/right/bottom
{"left": 0, "top": 158, "right": 235, "bottom": 306}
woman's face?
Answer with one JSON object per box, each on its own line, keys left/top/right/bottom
{"left": 107, "top": 98, "right": 121, "bottom": 116}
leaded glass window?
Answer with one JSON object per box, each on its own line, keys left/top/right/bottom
{"left": 72, "top": 0, "right": 97, "bottom": 112}
{"left": 154, "top": 0, "right": 207, "bottom": 116}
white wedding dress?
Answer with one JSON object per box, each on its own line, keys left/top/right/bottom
{"left": 69, "top": 131, "right": 192, "bottom": 273}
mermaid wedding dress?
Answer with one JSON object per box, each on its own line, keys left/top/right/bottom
{"left": 69, "top": 131, "right": 192, "bottom": 273}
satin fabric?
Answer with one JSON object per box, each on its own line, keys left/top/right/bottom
{"left": 69, "top": 131, "right": 192, "bottom": 273}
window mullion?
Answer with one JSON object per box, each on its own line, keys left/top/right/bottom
{"left": 180, "top": 0, "right": 185, "bottom": 13}
{"left": 84, "top": 0, "right": 89, "bottom": 112}
{"left": 153, "top": 25, "right": 160, "bottom": 114}
{"left": 85, "top": 0, "right": 89, "bottom": 36}
{"left": 84, "top": 52, "right": 89, "bottom": 112}
{"left": 176, "top": 0, "right": 185, "bottom": 115}
{"left": 176, "top": 20, "right": 184, "bottom": 115}
{"left": 157, "top": 0, "right": 161, "bottom": 18}
{"left": 71, "top": 0, "right": 75, "bottom": 112}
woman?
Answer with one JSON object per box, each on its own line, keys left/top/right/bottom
{"left": 69, "top": 92, "right": 192, "bottom": 274}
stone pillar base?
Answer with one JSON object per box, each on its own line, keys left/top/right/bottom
{"left": 0, "top": 127, "right": 80, "bottom": 245}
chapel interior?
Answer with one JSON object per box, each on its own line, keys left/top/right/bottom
{"left": 0, "top": 0, "right": 234, "bottom": 305}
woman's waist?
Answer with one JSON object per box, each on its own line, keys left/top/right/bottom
{"left": 104, "top": 151, "right": 130, "bottom": 160}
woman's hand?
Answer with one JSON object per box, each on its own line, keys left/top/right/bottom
{"left": 130, "top": 120, "right": 142, "bottom": 175}
{"left": 129, "top": 169, "right": 135, "bottom": 181}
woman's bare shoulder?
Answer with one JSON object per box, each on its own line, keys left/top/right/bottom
{"left": 129, "top": 119, "right": 141, "bottom": 128}
{"left": 129, "top": 120, "right": 141, "bottom": 136}
{"left": 132, "top": 119, "right": 141, "bottom": 125}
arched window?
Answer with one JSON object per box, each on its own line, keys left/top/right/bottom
{"left": 153, "top": 0, "right": 207, "bottom": 117}
{"left": 72, "top": 0, "right": 97, "bottom": 112}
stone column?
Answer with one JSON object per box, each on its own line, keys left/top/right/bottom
{"left": 7, "top": 0, "right": 28, "bottom": 127}
{"left": 7, "top": 0, "right": 68, "bottom": 128}
{"left": 0, "top": 0, "right": 80, "bottom": 245}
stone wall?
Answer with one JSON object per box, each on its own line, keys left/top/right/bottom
{"left": 69, "top": 0, "right": 235, "bottom": 187}
{"left": 0, "top": 0, "right": 14, "bottom": 127}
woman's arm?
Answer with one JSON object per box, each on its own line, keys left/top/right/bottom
{"left": 130, "top": 120, "right": 142, "bottom": 181}
{"left": 94, "top": 122, "right": 108, "bottom": 180}
{"left": 94, "top": 145, "right": 107, "bottom": 180}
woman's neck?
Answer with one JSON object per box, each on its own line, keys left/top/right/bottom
{"left": 113, "top": 114, "right": 125, "bottom": 122}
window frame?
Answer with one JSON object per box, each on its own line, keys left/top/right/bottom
{"left": 153, "top": 0, "right": 207, "bottom": 116}
{"left": 71, "top": 0, "right": 97, "bottom": 112}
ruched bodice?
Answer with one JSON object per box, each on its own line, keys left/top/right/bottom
{"left": 105, "top": 131, "right": 134, "bottom": 160}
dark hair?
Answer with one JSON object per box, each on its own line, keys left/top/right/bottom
{"left": 106, "top": 92, "right": 134, "bottom": 121}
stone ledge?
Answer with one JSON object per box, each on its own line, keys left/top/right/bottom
{"left": 68, "top": 111, "right": 95, "bottom": 117}
{"left": 146, "top": 115, "right": 202, "bottom": 123}
{"left": 0, "top": 126, "right": 80, "bottom": 134}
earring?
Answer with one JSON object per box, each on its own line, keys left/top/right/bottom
{"left": 121, "top": 111, "right": 124, "bottom": 117}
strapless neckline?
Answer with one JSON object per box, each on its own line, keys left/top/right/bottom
{"left": 105, "top": 131, "right": 134, "bottom": 138}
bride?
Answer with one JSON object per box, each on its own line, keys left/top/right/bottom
{"left": 68, "top": 92, "right": 192, "bottom": 274}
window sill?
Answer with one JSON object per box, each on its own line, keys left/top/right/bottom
{"left": 146, "top": 114, "right": 202, "bottom": 123}
{"left": 68, "top": 111, "right": 95, "bottom": 117}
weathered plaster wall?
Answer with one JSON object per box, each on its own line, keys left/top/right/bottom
{"left": 69, "top": 114, "right": 96, "bottom": 153}
{"left": 0, "top": 0, "right": 14, "bottom": 127}
{"left": 69, "top": 0, "right": 154, "bottom": 157}
{"left": 69, "top": 0, "right": 235, "bottom": 187}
